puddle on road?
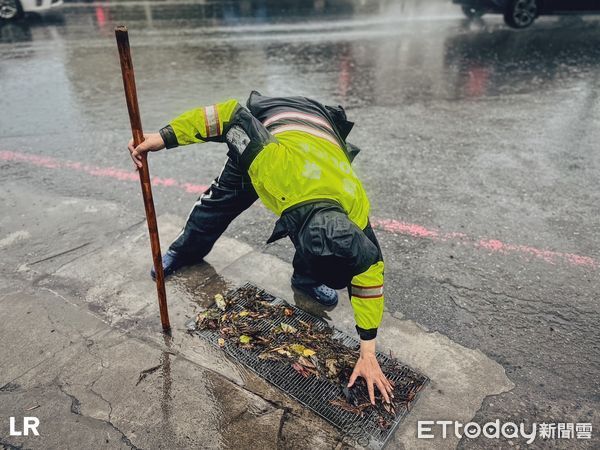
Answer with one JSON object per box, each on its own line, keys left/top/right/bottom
{"left": 171, "top": 261, "right": 233, "bottom": 310}
{"left": 128, "top": 326, "right": 279, "bottom": 448}
{"left": 159, "top": 333, "right": 176, "bottom": 444}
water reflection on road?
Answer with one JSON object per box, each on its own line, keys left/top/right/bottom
{"left": 2, "top": 0, "right": 599, "bottom": 117}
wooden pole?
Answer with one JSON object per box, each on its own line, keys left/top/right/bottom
{"left": 115, "top": 26, "right": 170, "bottom": 332}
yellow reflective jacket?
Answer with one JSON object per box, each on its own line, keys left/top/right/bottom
{"left": 159, "top": 94, "right": 385, "bottom": 338}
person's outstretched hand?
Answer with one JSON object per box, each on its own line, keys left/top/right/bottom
{"left": 348, "top": 339, "right": 394, "bottom": 405}
{"left": 127, "top": 133, "right": 166, "bottom": 169}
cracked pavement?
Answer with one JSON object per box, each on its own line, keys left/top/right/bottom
{"left": 0, "top": 279, "right": 287, "bottom": 449}
{"left": 1, "top": 181, "right": 512, "bottom": 449}
{"left": 0, "top": 183, "right": 351, "bottom": 449}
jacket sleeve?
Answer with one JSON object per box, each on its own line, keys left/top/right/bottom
{"left": 159, "top": 99, "right": 241, "bottom": 148}
{"left": 350, "top": 260, "right": 384, "bottom": 340}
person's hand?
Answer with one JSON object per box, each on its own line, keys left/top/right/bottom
{"left": 348, "top": 339, "right": 394, "bottom": 405}
{"left": 127, "top": 133, "right": 166, "bottom": 169}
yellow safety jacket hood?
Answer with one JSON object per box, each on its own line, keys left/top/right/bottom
{"left": 270, "top": 200, "right": 380, "bottom": 290}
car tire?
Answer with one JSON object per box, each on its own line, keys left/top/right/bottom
{"left": 462, "top": 5, "right": 485, "bottom": 19}
{"left": 0, "top": 0, "right": 23, "bottom": 21}
{"left": 504, "top": 0, "right": 538, "bottom": 28}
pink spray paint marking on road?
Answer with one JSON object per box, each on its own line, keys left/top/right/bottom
{"left": 0, "top": 150, "right": 209, "bottom": 195}
{"left": 370, "top": 220, "right": 598, "bottom": 269}
{"left": 370, "top": 219, "right": 440, "bottom": 239}
{"left": 2, "top": 150, "right": 597, "bottom": 270}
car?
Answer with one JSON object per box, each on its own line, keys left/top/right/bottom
{"left": 0, "top": 0, "right": 63, "bottom": 21}
{"left": 453, "top": 0, "right": 600, "bottom": 28}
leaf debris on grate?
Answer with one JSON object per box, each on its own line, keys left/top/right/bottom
{"left": 190, "top": 283, "right": 428, "bottom": 449}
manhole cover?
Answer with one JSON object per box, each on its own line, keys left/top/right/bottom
{"left": 190, "top": 282, "right": 428, "bottom": 449}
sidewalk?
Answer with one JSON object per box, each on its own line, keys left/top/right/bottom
{"left": 0, "top": 180, "right": 513, "bottom": 449}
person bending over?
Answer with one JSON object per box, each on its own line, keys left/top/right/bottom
{"left": 128, "top": 91, "right": 392, "bottom": 404}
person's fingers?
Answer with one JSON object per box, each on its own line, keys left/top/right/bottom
{"left": 380, "top": 373, "right": 393, "bottom": 397}
{"left": 134, "top": 142, "right": 147, "bottom": 155}
{"left": 347, "top": 370, "right": 358, "bottom": 388}
{"left": 382, "top": 377, "right": 391, "bottom": 393}
{"left": 383, "top": 376, "right": 393, "bottom": 392}
{"left": 376, "top": 376, "right": 390, "bottom": 403}
{"left": 376, "top": 378, "right": 391, "bottom": 404}
{"left": 367, "top": 380, "right": 375, "bottom": 405}
{"left": 136, "top": 142, "right": 149, "bottom": 157}
{"left": 129, "top": 152, "right": 140, "bottom": 169}
{"left": 131, "top": 150, "right": 142, "bottom": 168}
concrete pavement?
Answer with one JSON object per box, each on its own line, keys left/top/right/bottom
{"left": 0, "top": 180, "right": 512, "bottom": 449}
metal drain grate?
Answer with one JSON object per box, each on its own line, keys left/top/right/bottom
{"left": 192, "top": 283, "right": 428, "bottom": 449}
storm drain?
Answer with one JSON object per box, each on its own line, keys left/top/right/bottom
{"left": 191, "top": 283, "right": 428, "bottom": 449}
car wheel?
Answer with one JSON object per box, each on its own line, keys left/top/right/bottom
{"left": 462, "top": 5, "right": 485, "bottom": 19}
{"left": 504, "top": 0, "right": 538, "bottom": 28}
{"left": 0, "top": 0, "right": 23, "bottom": 21}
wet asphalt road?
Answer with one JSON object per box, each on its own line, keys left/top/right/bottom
{"left": 1, "top": 0, "right": 599, "bottom": 447}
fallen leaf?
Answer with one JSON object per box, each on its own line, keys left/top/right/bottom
{"left": 238, "top": 311, "right": 250, "bottom": 317}
{"left": 215, "top": 294, "right": 227, "bottom": 311}
{"left": 197, "top": 309, "right": 221, "bottom": 326}
{"left": 329, "top": 398, "right": 364, "bottom": 416}
{"left": 289, "top": 344, "right": 306, "bottom": 355}
{"left": 258, "top": 301, "right": 274, "bottom": 307}
{"left": 291, "top": 362, "right": 311, "bottom": 378}
{"left": 325, "top": 359, "right": 338, "bottom": 377}
{"left": 298, "top": 356, "right": 315, "bottom": 369}
{"left": 378, "top": 416, "right": 390, "bottom": 429}
{"left": 276, "top": 348, "right": 292, "bottom": 357}
{"left": 298, "top": 320, "right": 311, "bottom": 330}
{"left": 218, "top": 338, "right": 225, "bottom": 347}
{"left": 289, "top": 344, "right": 315, "bottom": 357}
{"left": 275, "top": 323, "right": 297, "bottom": 334}
{"left": 283, "top": 308, "right": 294, "bottom": 316}
{"left": 239, "top": 335, "right": 252, "bottom": 344}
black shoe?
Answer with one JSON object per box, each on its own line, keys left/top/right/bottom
{"left": 150, "top": 250, "right": 200, "bottom": 281}
{"left": 291, "top": 277, "right": 338, "bottom": 306}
